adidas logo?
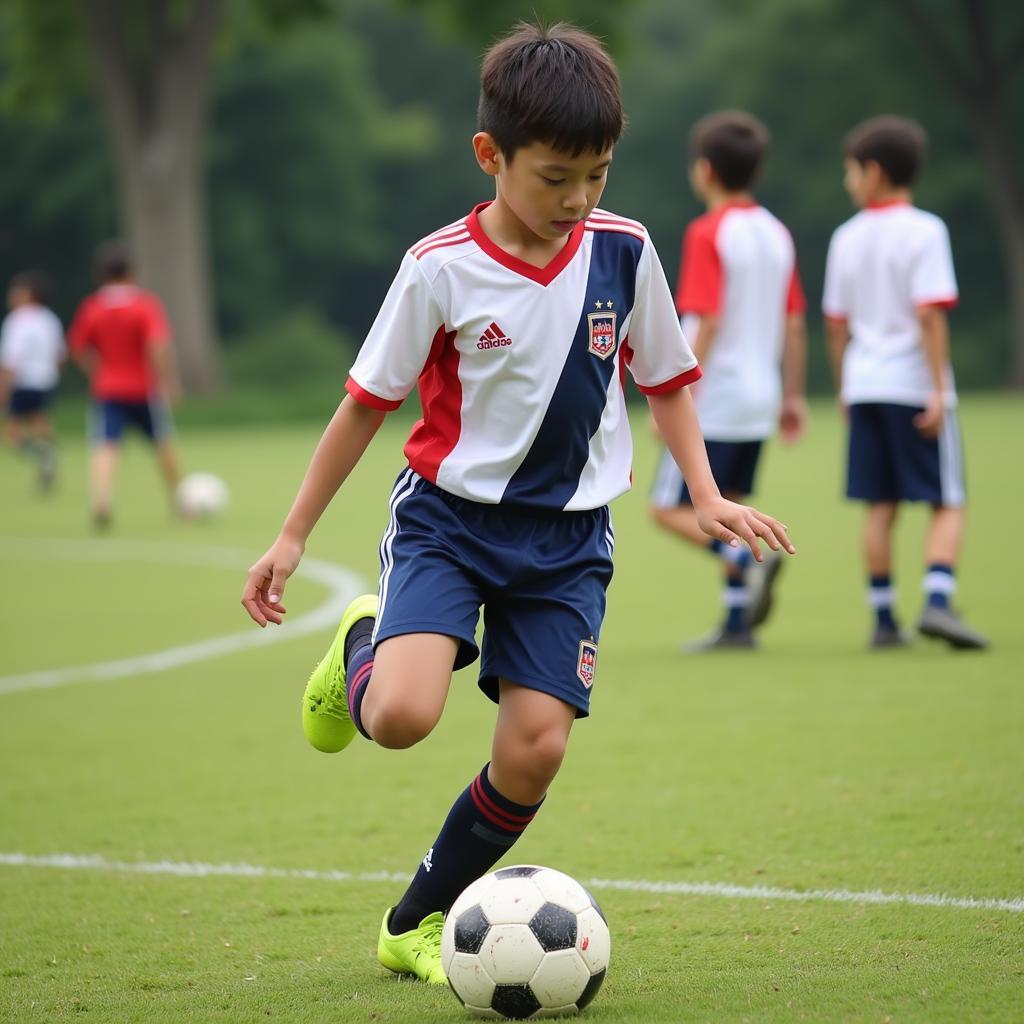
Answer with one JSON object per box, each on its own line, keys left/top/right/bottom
{"left": 477, "top": 321, "right": 513, "bottom": 350}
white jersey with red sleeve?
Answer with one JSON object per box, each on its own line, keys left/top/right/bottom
{"left": 675, "top": 201, "right": 805, "bottom": 441}
{"left": 347, "top": 203, "right": 700, "bottom": 511}
{"left": 823, "top": 201, "right": 959, "bottom": 407}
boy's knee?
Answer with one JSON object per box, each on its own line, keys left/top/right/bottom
{"left": 649, "top": 504, "right": 672, "bottom": 528}
{"left": 364, "top": 693, "right": 439, "bottom": 749}
{"left": 509, "top": 726, "right": 570, "bottom": 792}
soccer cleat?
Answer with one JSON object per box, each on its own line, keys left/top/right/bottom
{"left": 377, "top": 908, "right": 447, "bottom": 985}
{"left": 744, "top": 549, "right": 784, "bottom": 628}
{"left": 301, "top": 593, "right": 378, "bottom": 752}
{"left": 917, "top": 605, "right": 989, "bottom": 650}
{"left": 869, "top": 624, "right": 912, "bottom": 649}
{"left": 682, "top": 626, "right": 757, "bottom": 653}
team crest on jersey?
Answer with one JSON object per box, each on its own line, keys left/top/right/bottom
{"left": 587, "top": 306, "right": 617, "bottom": 360}
{"left": 577, "top": 639, "right": 598, "bottom": 688}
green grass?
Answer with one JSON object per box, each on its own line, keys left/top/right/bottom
{"left": 1, "top": 395, "right": 1022, "bottom": 1023}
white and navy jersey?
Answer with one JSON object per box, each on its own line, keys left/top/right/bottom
{"left": 0, "top": 304, "right": 65, "bottom": 390}
{"left": 823, "top": 201, "right": 959, "bottom": 407}
{"left": 676, "top": 201, "right": 805, "bottom": 442}
{"left": 347, "top": 203, "right": 700, "bottom": 511}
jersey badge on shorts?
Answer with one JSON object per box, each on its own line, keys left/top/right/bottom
{"left": 587, "top": 301, "right": 617, "bottom": 359}
{"left": 577, "top": 638, "right": 598, "bottom": 688}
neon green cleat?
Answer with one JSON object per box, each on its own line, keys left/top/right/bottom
{"left": 377, "top": 907, "right": 447, "bottom": 985}
{"left": 301, "top": 593, "right": 378, "bottom": 753}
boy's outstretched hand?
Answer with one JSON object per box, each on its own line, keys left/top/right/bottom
{"left": 241, "top": 535, "right": 304, "bottom": 627}
{"left": 695, "top": 496, "right": 795, "bottom": 562}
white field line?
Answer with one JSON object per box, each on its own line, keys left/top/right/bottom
{"left": 0, "top": 539, "right": 366, "bottom": 695}
{"left": 0, "top": 852, "right": 1020, "bottom": 914}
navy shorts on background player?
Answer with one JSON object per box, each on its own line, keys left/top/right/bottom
{"left": 89, "top": 398, "right": 173, "bottom": 444}
{"left": 650, "top": 439, "right": 762, "bottom": 507}
{"left": 372, "top": 468, "right": 615, "bottom": 717}
{"left": 847, "top": 402, "right": 965, "bottom": 506}
{"left": 8, "top": 387, "right": 53, "bottom": 416}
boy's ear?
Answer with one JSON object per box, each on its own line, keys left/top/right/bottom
{"left": 473, "top": 132, "right": 502, "bottom": 176}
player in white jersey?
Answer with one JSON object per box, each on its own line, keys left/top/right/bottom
{"left": 241, "top": 24, "right": 795, "bottom": 986}
{"left": 650, "top": 112, "right": 807, "bottom": 651}
{"left": 824, "top": 115, "right": 986, "bottom": 650}
{"left": 0, "top": 272, "right": 65, "bottom": 490}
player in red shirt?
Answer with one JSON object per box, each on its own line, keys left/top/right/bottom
{"left": 69, "top": 241, "right": 183, "bottom": 527}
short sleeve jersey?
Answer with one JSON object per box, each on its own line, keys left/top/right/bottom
{"left": 68, "top": 284, "right": 171, "bottom": 401}
{"left": 823, "top": 201, "right": 959, "bottom": 406}
{"left": 675, "top": 201, "right": 805, "bottom": 442}
{"left": 0, "top": 305, "right": 65, "bottom": 390}
{"left": 347, "top": 203, "right": 701, "bottom": 512}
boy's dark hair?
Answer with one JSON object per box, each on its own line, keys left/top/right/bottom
{"left": 9, "top": 270, "right": 52, "bottom": 305}
{"left": 689, "top": 111, "right": 770, "bottom": 191}
{"left": 478, "top": 22, "right": 624, "bottom": 160}
{"left": 94, "top": 240, "right": 133, "bottom": 284}
{"left": 843, "top": 116, "right": 927, "bottom": 187}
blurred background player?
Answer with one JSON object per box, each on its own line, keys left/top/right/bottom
{"left": 0, "top": 271, "right": 65, "bottom": 491}
{"left": 650, "top": 111, "right": 807, "bottom": 651}
{"left": 823, "top": 116, "right": 987, "bottom": 651}
{"left": 69, "top": 241, "right": 184, "bottom": 528}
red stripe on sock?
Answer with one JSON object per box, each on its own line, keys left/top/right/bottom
{"left": 470, "top": 776, "right": 535, "bottom": 832}
{"left": 346, "top": 661, "right": 373, "bottom": 705}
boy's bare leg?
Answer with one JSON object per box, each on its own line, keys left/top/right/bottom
{"left": 155, "top": 440, "right": 183, "bottom": 500}
{"left": 650, "top": 503, "right": 718, "bottom": 551}
{"left": 359, "top": 632, "right": 458, "bottom": 748}
{"left": 925, "top": 505, "right": 963, "bottom": 565}
{"left": 90, "top": 442, "right": 119, "bottom": 523}
{"left": 490, "top": 681, "right": 575, "bottom": 805}
{"left": 28, "top": 412, "right": 56, "bottom": 489}
{"left": 864, "top": 501, "right": 898, "bottom": 576}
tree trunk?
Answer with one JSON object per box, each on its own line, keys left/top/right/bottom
{"left": 82, "top": 0, "right": 223, "bottom": 395}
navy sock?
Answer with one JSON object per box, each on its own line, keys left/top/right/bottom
{"left": 924, "top": 563, "right": 955, "bottom": 609}
{"left": 709, "top": 538, "right": 752, "bottom": 570}
{"left": 722, "top": 574, "right": 749, "bottom": 633}
{"left": 869, "top": 575, "right": 897, "bottom": 629}
{"left": 344, "top": 625, "right": 375, "bottom": 741}
{"left": 389, "top": 765, "right": 543, "bottom": 934}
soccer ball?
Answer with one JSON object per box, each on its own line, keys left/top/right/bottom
{"left": 176, "top": 471, "right": 229, "bottom": 519}
{"left": 442, "top": 865, "right": 610, "bottom": 1020}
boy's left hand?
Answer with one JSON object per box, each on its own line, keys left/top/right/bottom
{"left": 695, "top": 496, "right": 795, "bottom": 562}
{"left": 779, "top": 396, "right": 807, "bottom": 443}
{"left": 913, "top": 392, "right": 943, "bottom": 439}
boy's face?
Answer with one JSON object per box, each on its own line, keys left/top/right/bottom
{"left": 474, "top": 135, "right": 613, "bottom": 242}
{"left": 843, "top": 157, "right": 887, "bottom": 207}
{"left": 689, "top": 157, "right": 714, "bottom": 201}
{"left": 7, "top": 285, "right": 31, "bottom": 310}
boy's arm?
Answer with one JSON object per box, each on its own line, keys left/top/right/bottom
{"left": 688, "top": 314, "right": 720, "bottom": 365}
{"left": 780, "top": 312, "right": 808, "bottom": 442}
{"left": 824, "top": 316, "right": 850, "bottom": 396}
{"left": 242, "top": 394, "right": 386, "bottom": 626}
{"left": 648, "top": 386, "right": 794, "bottom": 558}
{"left": 150, "top": 342, "right": 181, "bottom": 406}
{"left": 0, "top": 366, "right": 12, "bottom": 410}
{"left": 914, "top": 305, "right": 950, "bottom": 438}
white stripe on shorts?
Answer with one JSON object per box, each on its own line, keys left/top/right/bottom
{"left": 938, "top": 410, "right": 965, "bottom": 507}
{"left": 373, "top": 468, "right": 417, "bottom": 645}
{"left": 651, "top": 448, "right": 685, "bottom": 508}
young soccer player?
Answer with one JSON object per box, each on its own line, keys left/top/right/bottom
{"left": 823, "top": 115, "right": 987, "bottom": 650}
{"left": 241, "top": 23, "right": 795, "bottom": 985}
{"left": 0, "top": 271, "right": 65, "bottom": 490}
{"left": 69, "top": 241, "right": 184, "bottom": 528}
{"left": 650, "top": 112, "right": 807, "bottom": 651}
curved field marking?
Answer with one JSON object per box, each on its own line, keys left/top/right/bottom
{"left": 0, "top": 539, "right": 366, "bottom": 695}
{"left": 0, "top": 852, "right": 1020, "bottom": 913}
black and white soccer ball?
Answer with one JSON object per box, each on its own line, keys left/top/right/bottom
{"left": 175, "top": 471, "right": 229, "bottom": 519}
{"left": 441, "top": 865, "right": 610, "bottom": 1020}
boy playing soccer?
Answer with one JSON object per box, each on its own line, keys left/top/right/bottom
{"left": 69, "top": 241, "right": 184, "bottom": 528}
{"left": 241, "top": 23, "right": 794, "bottom": 985}
{"left": 650, "top": 112, "right": 807, "bottom": 651}
{"left": 823, "top": 115, "right": 987, "bottom": 650}
{"left": 0, "top": 271, "right": 65, "bottom": 490}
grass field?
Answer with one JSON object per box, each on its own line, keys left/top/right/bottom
{"left": 1, "top": 395, "right": 1022, "bottom": 1023}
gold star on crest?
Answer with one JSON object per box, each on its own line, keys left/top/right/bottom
{"left": 595, "top": 300, "right": 604, "bottom": 309}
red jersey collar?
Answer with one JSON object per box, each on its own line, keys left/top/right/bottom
{"left": 466, "top": 202, "right": 585, "bottom": 286}
{"left": 866, "top": 199, "right": 911, "bottom": 210}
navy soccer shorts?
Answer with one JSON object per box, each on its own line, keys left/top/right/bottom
{"left": 650, "top": 439, "right": 763, "bottom": 508}
{"left": 8, "top": 387, "right": 53, "bottom": 416}
{"left": 846, "top": 402, "right": 965, "bottom": 507}
{"left": 89, "top": 398, "right": 174, "bottom": 444}
{"left": 371, "top": 468, "right": 615, "bottom": 717}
